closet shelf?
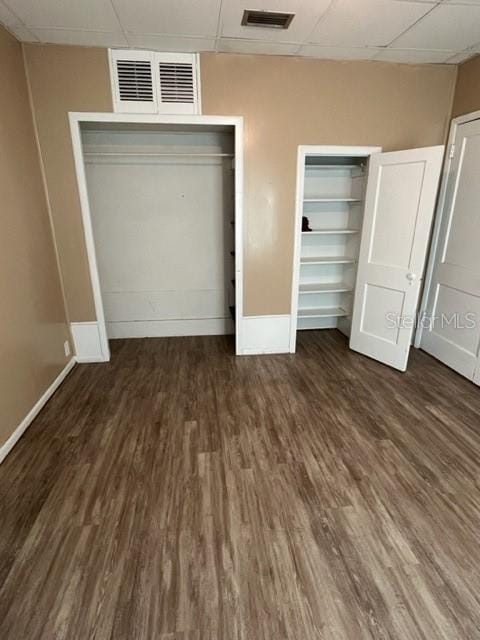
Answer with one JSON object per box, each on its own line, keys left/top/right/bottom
{"left": 298, "top": 307, "right": 349, "bottom": 319}
{"left": 83, "top": 151, "right": 234, "bottom": 158}
{"left": 302, "top": 229, "right": 359, "bottom": 235}
{"left": 299, "top": 282, "right": 353, "bottom": 294}
{"left": 306, "top": 164, "right": 365, "bottom": 170}
{"left": 303, "top": 197, "right": 362, "bottom": 203}
{"left": 300, "top": 256, "right": 356, "bottom": 265}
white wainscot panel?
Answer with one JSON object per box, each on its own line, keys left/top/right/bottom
{"left": 240, "top": 315, "right": 291, "bottom": 355}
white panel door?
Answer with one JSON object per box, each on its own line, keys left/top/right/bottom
{"left": 350, "top": 146, "right": 444, "bottom": 371}
{"left": 421, "top": 119, "right": 480, "bottom": 382}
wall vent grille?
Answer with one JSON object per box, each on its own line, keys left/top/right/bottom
{"left": 116, "top": 60, "right": 154, "bottom": 102}
{"left": 159, "top": 62, "right": 195, "bottom": 104}
{"left": 110, "top": 50, "right": 200, "bottom": 114}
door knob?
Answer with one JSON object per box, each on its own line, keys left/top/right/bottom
{"left": 406, "top": 273, "right": 417, "bottom": 281}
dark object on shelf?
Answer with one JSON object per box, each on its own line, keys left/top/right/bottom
{"left": 302, "top": 216, "right": 312, "bottom": 232}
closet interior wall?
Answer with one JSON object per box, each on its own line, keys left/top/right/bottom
{"left": 81, "top": 123, "right": 235, "bottom": 339}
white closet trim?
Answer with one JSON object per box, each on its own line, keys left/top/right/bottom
{"left": 69, "top": 113, "right": 244, "bottom": 359}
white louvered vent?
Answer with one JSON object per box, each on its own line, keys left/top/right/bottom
{"left": 110, "top": 50, "right": 200, "bottom": 115}
{"left": 117, "top": 60, "right": 153, "bottom": 102}
{"left": 159, "top": 62, "right": 194, "bottom": 104}
{"left": 157, "top": 53, "right": 199, "bottom": 114}
{"left": 110, "top": 50, "right": 155, "bottom": 113}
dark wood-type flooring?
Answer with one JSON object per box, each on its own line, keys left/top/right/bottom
{"left": 1, "top": 330, "right": 480, "bottom": 639}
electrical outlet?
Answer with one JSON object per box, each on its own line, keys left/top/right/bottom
{"left": 64, "top": 340, "right": 71, "bottom": 357}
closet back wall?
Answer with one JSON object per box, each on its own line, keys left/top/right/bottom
{"left": 23, "top": 45, "right": 457, "bottom": 319}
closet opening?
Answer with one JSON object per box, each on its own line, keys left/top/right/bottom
{"left": 290, "top": 144, "right": 443, "bottom": 372}
{"left": 70, "top": 114, "right": 244, "bottom": 361}
{"left": 290, "top": 147, "right": 381, "bottom": 350}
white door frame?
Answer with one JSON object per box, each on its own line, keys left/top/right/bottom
{"left": 415, "top": 109, "right": 480, "bottom": 348}
{"left": 289, "top": 145, "right": 382, "bottom": 352}
{"left": 69, "top": 112, "right": 244, "bottom": 360}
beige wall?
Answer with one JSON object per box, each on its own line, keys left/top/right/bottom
{"left": 0, "top": 27, "right": 70, "bottom": 449}
{"left": 23, "top": 46, "right": 457, "bottom": 318}
{"left": 452, "top": 54, "right": 480, "bottom": 117}
{"left": 23, "top": 44, "right": 112, "bottom": 321}
{"left": 201, "top": 54, "right": 456, "bottom": 315}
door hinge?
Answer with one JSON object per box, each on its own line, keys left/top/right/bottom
{"left": 231, "top": 158, "right": 236, "bottom": 170}
{"left": 449, "top": 144, "right": 455, "bottom": 160}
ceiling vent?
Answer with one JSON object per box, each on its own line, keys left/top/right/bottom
{"left": 110, "top": 50, "right": 200, "bottom": 115}
{"left": 241, "top": 9, "right": 294, "bottom": 29}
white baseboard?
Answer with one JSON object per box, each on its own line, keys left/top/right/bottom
{"left": 0, "top": 358, "right": 75, "bottom": 464}
{"left": 71, "top": 321, "right": 106, "bottom": 363}
{"left": 239, "top": 315, "right": 291, "bottom": 355}
{"left": 107, "top": 317, "right": 234, "bottom": 339}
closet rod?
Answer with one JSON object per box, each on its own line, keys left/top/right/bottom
{"left": 83, "top": 151, "right": 234, "bottom": 158}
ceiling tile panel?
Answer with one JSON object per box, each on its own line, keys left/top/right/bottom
{"left": 112, "top": 0, "right": 221, "bottom": 37}
{"left": 2, "top": 0, "right": 480, "bottom": 65}
{"left": 444, "top": 50, "right": 478, "bottom": 62}
{"left": 309, "top": 0, "right": 434, "bottom": 47}
{"left": 220, "top": 0, "right": 332, "bottom": 42}
{"left": 218, "top": 38, "right": 300, "bottom": 54}
{"left": 375, "top": 47, "right": 454, "bottom": 62}
{"left": 5, "top": 0, "right": 121, "bottom": 30}
{"left": 9, "top": 23, "right": 38, "bottom": 40}
{"left": 0, "top": 1, "right": 19, "bottom": 26}
{"left": 127, "top": 34, "right": 216, "bottom": 52}
{"left": 443, "top": 0, "right": 480, "bottom": 4}
{"left": 29, "top": 28, "right": 128, "bottom": 47}
{"left": 299, "top": 44, "right": 381, "bottom": 59}
{"left": 393, "top": 4, "right": 480, "bottom": 49}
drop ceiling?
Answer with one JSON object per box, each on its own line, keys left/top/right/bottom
{"left": 1, "top": 0, "right": 480, "bottom": 64}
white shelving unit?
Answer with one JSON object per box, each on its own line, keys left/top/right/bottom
{"left": 298, "top": 307, "right": 349, "bottom": 318}
{"left": 303, "top": 197, "right": 362, "bottom": 203}
{"left": 301, "top": 229, "right": 359, "bottom": 235}
{"left": 300, "top": 256, "right": 356, "bottom": 265}
{"left": 299, "top": 282, "right": 353, "bottom": 294}
{"left": 291, "top": 147, "right": 381, "bottom": 339}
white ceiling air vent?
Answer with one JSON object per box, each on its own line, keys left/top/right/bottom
{"left": 110, "top": 50, "right": 200, "bottom": 115}
{"left": 241, "top": 9, "right": 295, "bottom": 29}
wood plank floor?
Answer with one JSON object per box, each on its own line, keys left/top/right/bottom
{"left": 1, "top": 330, "right": 480, "bottom": 639}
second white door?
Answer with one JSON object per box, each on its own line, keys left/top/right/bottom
{"left": 421, "top": 118, "right": 480, "bottom": 383}
{"left": 350, "top": 146, "right": 444, "bottom": 371}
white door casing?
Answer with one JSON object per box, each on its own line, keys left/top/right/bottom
{"left": 350, "top": 146, "right": 444, "bottom": 371}
{"left": 69, "top": 113, "right": 244, "bottom": 359}
{"left": 421, "top": 118, "right": 480, "bottom": 382}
